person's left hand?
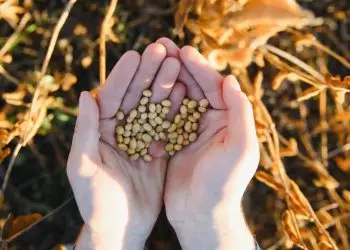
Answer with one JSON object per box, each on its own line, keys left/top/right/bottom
{"left": 66, "top": 43, "right": 184, "bottom": 249}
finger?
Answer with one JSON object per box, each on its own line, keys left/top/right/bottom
{"left": 150, "top": 57, "right": 181, "bottom": 102}
{"left": 167, "top": 82, "right": 186, "bottom": 120}
{"left": 119, "top": 43, "right": 166, "bottom": 114}
{"left": 67, "top": 92, "right": 100, "bottom": 179}
{"left": 223, "top": 75, "right": 258, "bottom": 150}
{"left": 156, "top": 38, "right": 204, "bottom": 100}
{"left": 97, "top": 51, "right": 141, "bottom": 119}
{"left": 179, "top": 46, "right": 225, "bottom": 108}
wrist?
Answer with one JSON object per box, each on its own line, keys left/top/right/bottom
{"left": 172, "top": 206, "right": 255, "bottom": 250}
{"left": 75, "top": 224, "right": 146, "bottom": 250}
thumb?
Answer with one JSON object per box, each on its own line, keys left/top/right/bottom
{"left": 67, "top": 91, "right": 101, "bottom": 179}
{"left": 223, "top": 75, "right": 258, "bottom": 152}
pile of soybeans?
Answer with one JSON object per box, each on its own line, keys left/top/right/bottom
{"left": 115, "top": 90, "right": 209, "bottom": 161}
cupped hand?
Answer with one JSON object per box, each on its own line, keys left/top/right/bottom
{"left": 66, "top": 43, "right": 184, "bottom": 249}
{"left": 157, "top": 38, "right": 260, "bottom": 249}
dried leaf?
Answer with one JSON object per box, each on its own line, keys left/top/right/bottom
{"left": 280, "top": 138, "right": 298, "bottom": 157}
{"left": 175, "top": 0, "right": 196, "bottom": 34}
{"left": 297, "top": 86, "right": 323, "bottom": 102}
{"left": 0, "top": 0, "right": 25, "bottom": 28}
{"left": 343, "top": 190, "right": 350, "bottom": 203}
{"left": 2, "top": 213, "right": 42, "bottom": 240}
{"left": 282, "top": 210, "right": 301, "bottom": 246}
{"left": 316, "top": 209, "right": 333, "bottom": 226}
{"left": 255, "top": 171, "right": 284, "bottom": 195}
{"left": 335, "top": 157, "right": 350, "bottom": 172}
{"left": 289, "top": 180, "right": 313, "bottom": 219}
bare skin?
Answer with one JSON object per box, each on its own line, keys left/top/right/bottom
{"left": 67, "top": 38, "right": 259, "bottom": 250}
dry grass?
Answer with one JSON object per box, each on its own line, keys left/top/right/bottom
{"left": 0, "top": 0, "right": 349, "bottom": 249}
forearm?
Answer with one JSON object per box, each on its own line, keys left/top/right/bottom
{"left": 75, "top": 224, "right": 146, "bottom": 250}
{"left": 174, "top": 208, "right": 256, "bottom": 250}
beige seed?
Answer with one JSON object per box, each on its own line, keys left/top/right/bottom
{"left": 125, "top": 123, "right": 132, "bottom": 131}
{"left": 161, "top": 100, "right": 171, "bottom": 107}
{"left": 126, "top": 116, "right": 133, "bottom": 123}
{"left": 140, "top": 148, "right": 147, "bottom": 156}
{"left": 199, "top": 99, "right": 209, "bottom": 108}
{"left": 176, "top": 120, "right": 185, "bottom": 128}
{"left": 184, "top": 121, "right": 192, "bottom": 132}
{"left": 180, "top": 105, "right": 187, "bottom": 114}
{"left": 117, "top": 135, "right": 123, "bottom": 143}
{"left": 183, "top": 98, "right": 189, "bottom": 105}
{"left": 174, "top": 144, "right": 183, "bottom": 151}
{"left": 132, "top": 123, "right": 141, "bottom": 134}
{"left": 174, "top": 114, "right": 181, "bottom": 124}
{"left": 123, "top": 137, "right": 130, "bottom": 145}
{"left": 149, "top": 119, "right": 157, "bottom": 127}
{"left": 198, "top": 107, "right": 207, "bottom": 113}
{"left": 159, "top": 113, "right": 166, "bottom": 119}
{"left": 188, "top": 115, "right": 196, "bottom": 123}
{"left": 149, "top": 103, "right": 156, "bottom": 113}
{"left": 143, "top": 89, "right": 152, "bottom": 97}
{"left": 161, "top": 107, "right": 170, "bottom": 114}
{"left": 141, "top": 113, "right": 148, "bottom": 120}
{"left": 130, "top": 109, "right": 138, "bottom": 119}
{"left": 165, "top": 143, "right": 174, "bottom": 152}
{"left": 129, "top": 138, "right": 137, "bottom": 150}
{"left": 124, "top": 130, "right": 131, "bottom": 137}
{"left": 154, "top": 133, "right": 160, "bottom": 141}
{"left": 149, "top": 130, "right": 156, "bottom": 136}
{"left": 181, "top": 113, "right": 188, "bottom": 119}
{"left": 183, "top": 132, "right": 189, "bottom": 139}
{"left": 192, "top": 122, "right": 198, "bottom": 131}
{"left": 148, "top": 112, "right": 157, "bottom": 119}
{"left": 170, "top": 138, "right": 177, "bottom": 144}
{"left": 169, "top": 151, "right": 175, "bottom": 156}
{"left": 138, "top": 119, "right": 146, "bottom": 125}
{"left": 138, "top": 105, "right": 146, "bottom": 113}
{"left": 116, "top": 111, "right": 124, "bottom": 120}
{"left": 136, "top": 133, "right": 143, "bottom": 140}
{"left": 156, "top": 125, "right": 163, "bottom": 133}
{"left": 168, "top": 124, "right": 177, "bottom": 133}
{"left": 127, "top": 148, "right": 135, "bottom": 155}
{"left": 155, "top": 116, "right": 163, "bottom": 125}
{"left": 130, "top": 153, "right": 140, "bottom": 161}
{"left": 118, "top": 143, "right": 128, "bottom": 151}
{"left": 159, "top": 132, "right": 166, "bottom": 140}
{"left": 168, "top": 132, "right": 178, "bottom": 139}
{"left": 177, "top": 128, "right": 184, "bottom": 134}
{"left": 116, "top": 125, "right": 124, "bottom": 135}
{"left": 137, "top": 140, "right": 145, "bottom": 150}
{"left": 162, "top": 120, "right": 170, "bottom": 129}
{"left": 142, "top": 134, "right": 152, "bottom": 143}
{"left": 143, "top": 123, "right": 152, "bottom": 132}
{"left": 189, "top": 132, "right": 197, "bottom": 142}
{"left": 177, "top": 135, "right": 184, "bottom": 145}
{"left": 193, "top": 111, "right": 201, "bottom": 120}
{"left": 187, "top": 108, "right": 195, "bottom": 114}
{"left": 143, "top": 154, "right": 152, "bottom": 162}
{"left": 183, "top": 139, "right": 190, "bottom": 145}
{"left": 156, "top": 104, "right": 162, "bottom": 113}
{"left": 187, "top": 100, "right": 197, "bottom": 109}
{"left": 140, "top": 97, "right": 149, "bottom": 105}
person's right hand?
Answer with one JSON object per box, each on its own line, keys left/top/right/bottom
{"left": 157, "top": 38, "right": 260, "bottom": 250}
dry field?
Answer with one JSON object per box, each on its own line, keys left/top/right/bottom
{"left": 0, "top": 0, "right": 349, "bottom": 249}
